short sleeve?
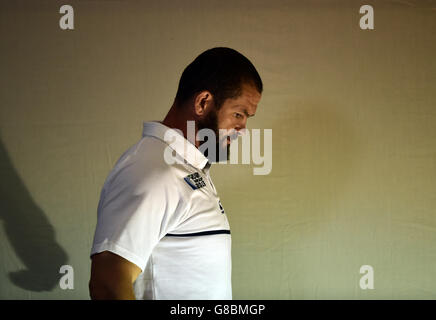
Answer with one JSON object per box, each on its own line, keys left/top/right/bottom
{"left": 90, "top": 151, "right": 186, "bottom": 272}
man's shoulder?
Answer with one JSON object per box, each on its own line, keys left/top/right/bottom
{"left": 118, "top": 136, "right": 173, "bottom": 173}
{"left": 109, "top": 136, "right": 187, "bottom": 185}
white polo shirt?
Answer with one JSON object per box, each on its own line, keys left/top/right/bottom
{"left": 90, "top": 121, "right": 232, "bottom": 300}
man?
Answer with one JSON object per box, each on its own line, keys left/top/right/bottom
{"left": 89, "top": 47, "right": 262, "bottom": 299}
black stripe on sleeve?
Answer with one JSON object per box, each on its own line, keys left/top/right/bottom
{"left": 165, "top": 230, "right": 231, "bottom": 237}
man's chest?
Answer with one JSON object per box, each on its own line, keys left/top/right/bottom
{"left": 171, "top": 167, "right": 230, "bottom": 234}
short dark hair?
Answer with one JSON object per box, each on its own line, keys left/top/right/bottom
{"left": 174, "top": 47, "right": 263, "bottom": 109}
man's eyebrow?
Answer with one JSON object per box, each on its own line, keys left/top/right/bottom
{"left": 234, "top": 105, "right": 255, "bottom": 117}
{"left": 243, "top": 110, "right": 255, "bottom": 118}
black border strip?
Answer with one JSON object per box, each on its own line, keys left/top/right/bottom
{"left": 1, "top": 300, "right": 432, "bottom": 318}
{"left": 166, "top": 230, "right": 231, "bottom": 237}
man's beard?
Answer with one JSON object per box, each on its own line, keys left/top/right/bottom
{"left": 197, "top": 109, "right": 230, "bottom": 162}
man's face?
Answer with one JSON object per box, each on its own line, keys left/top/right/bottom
{"left": 198, "top": 82, "right": 261, "bottom": 161}
{"left": 216, "top": 82, "right": 261, "bottom": 139}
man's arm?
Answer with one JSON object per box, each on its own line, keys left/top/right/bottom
{"left": 89, "top": 251, "right": 142, "bottom": 300}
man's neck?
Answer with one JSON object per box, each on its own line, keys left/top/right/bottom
{"left": 162, "top": 104, "right": 199, "bottom": 148}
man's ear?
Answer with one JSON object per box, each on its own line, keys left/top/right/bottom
{"left": 194, "top": 91, "right": 214, "bottom": 117}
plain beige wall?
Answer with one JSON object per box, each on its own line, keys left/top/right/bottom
{"left": 0, "top": 0, "right": 435, "bottom": 299}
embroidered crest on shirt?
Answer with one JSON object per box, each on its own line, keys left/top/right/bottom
{"left": 184, "top": 172, "right": 206, "bottom": 190}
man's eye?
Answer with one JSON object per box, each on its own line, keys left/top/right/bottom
{"left": 234, "top": 113, "right": 243, "bottom": 119}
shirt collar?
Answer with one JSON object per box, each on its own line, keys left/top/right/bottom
{"left": 142, "top": 121, "right": 211, "bottom": 172}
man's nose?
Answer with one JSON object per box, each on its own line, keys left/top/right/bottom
{"left": 237, "top": 119, "right": 247, "bottom": 131}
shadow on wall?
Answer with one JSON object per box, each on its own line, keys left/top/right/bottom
{"left": 0, "top": 134, "right": 68, "bottom": 292}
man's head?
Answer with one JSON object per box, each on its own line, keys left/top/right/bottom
{"left": 174, "top": 47, "right": 263, "bottom": 161}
